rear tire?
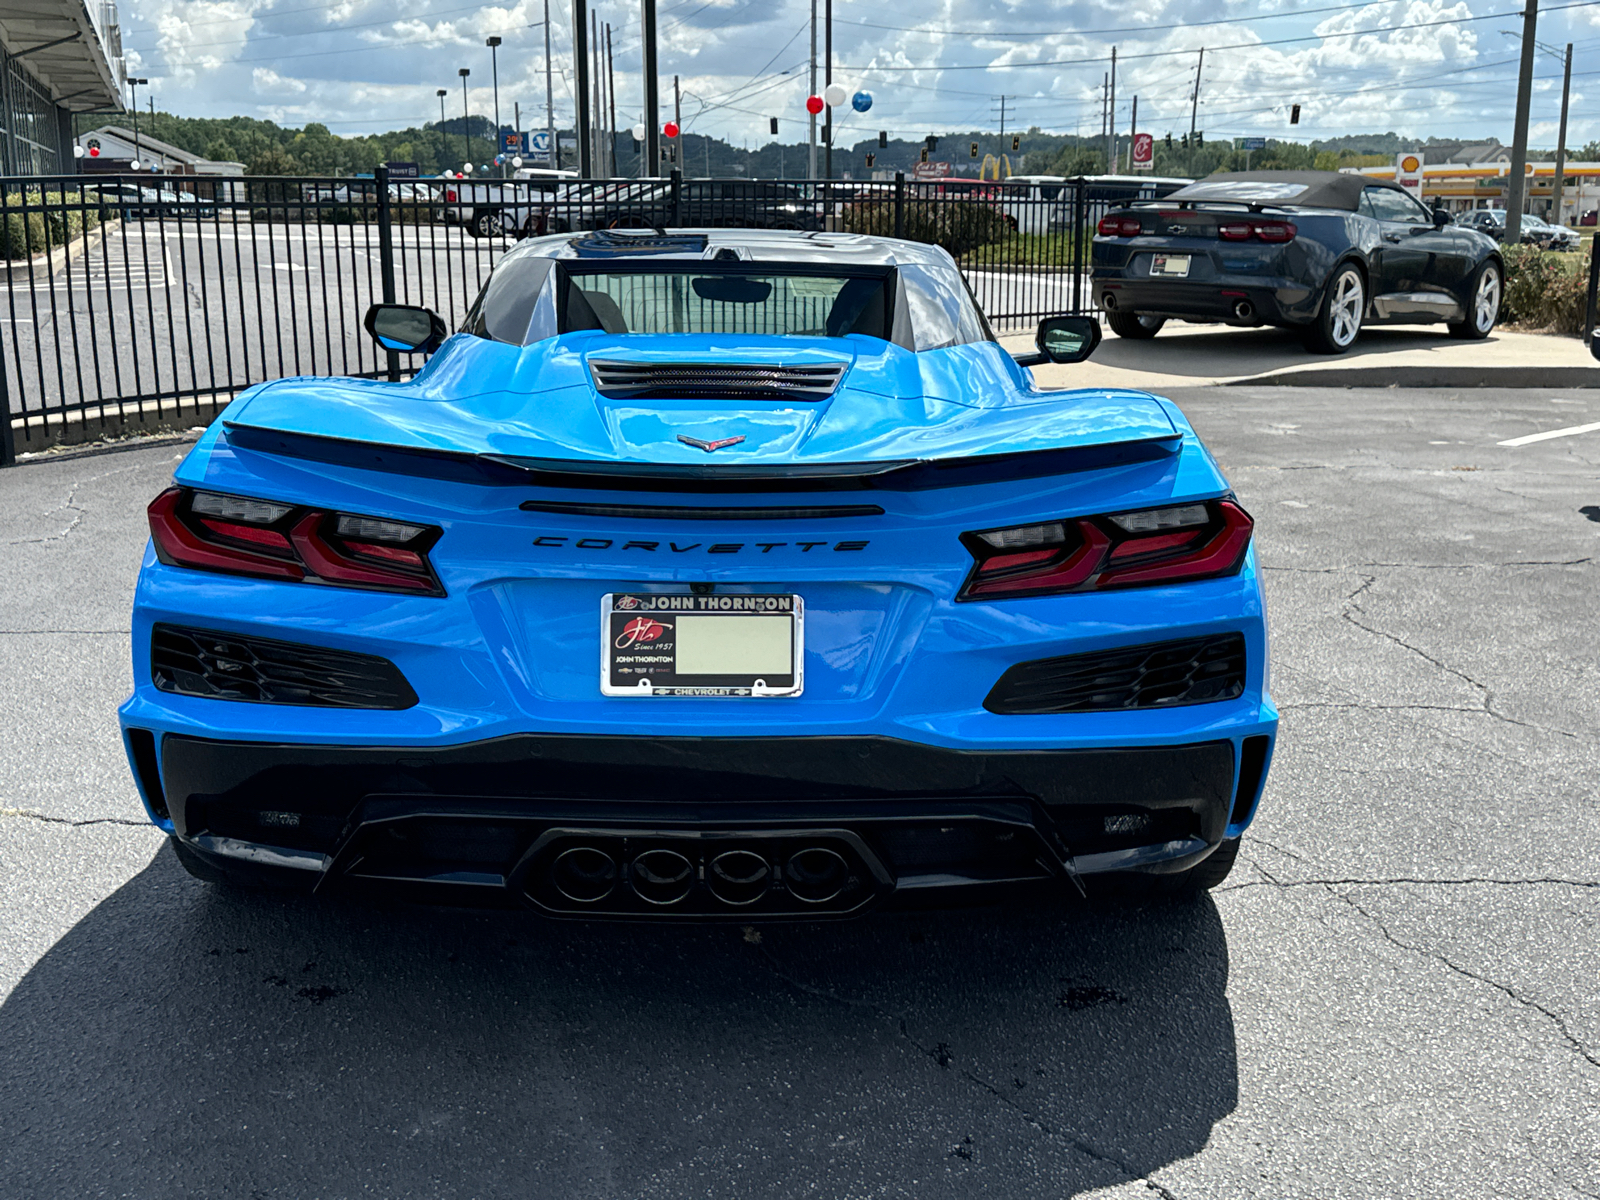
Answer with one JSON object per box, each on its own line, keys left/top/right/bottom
{"left": 1098, "top": 836, "right": 1242, "bottom": 901}
{"left": 1448, "top": 260, "right": 1501, "bottom": 340}
{"left": 471, "top": 210, "right": 504, "bottom": 238}
{"left": 1301, "top": 263, "right": 1365, "bottom": 354}
{"left": 1107, "top": 311, "right": 1165, "bottom": 339}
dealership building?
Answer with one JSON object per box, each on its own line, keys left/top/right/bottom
{"left": 0, "top": 0, "right": 124, "bottom": 174}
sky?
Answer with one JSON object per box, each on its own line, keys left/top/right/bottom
{"left": 118, "top": 0, "right": 1600, "bottom": 149}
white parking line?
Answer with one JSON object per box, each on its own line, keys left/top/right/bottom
{"left": 1498, "top": 421, "right": 1600, "bottom": 448}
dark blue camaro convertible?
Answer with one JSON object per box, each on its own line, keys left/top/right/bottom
{"left": 121, "top": 228, "right": 1276, "bottom": 918}
{"left": 1092, "top": 170, "right": 1504, "bottom": 353}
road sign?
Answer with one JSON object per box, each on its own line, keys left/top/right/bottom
{"left": 384, "top": 161, "right": 419, "bottom": 179}
{"left": 1239, "top": 137, "right": 1266, "bottom": 151}
{"left": 500, "top": 130, "right": 522, "bottom": 154}
{"left": 912, "top": 161, "right": 951, "bottom": 180}
{"left": 529, "top": 131, "right": 552, "bottom": 162}
{"left": 1131, "top": 132, "right": 1154, "bottom": 171}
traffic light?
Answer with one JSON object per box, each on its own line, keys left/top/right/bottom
{"left": 1165, "top": 132, "right": 1173, "bottom": 148}
{"left": 919, "top": 146, "right": 929, "bottom": 163}
{"left": 1290, "top": 104, "right": 1301, "bottom": 125}
{"left": 865, "top": 153, "right": 875, "bottom": 168}
{"left": 1195, "top": 131, "right": 1204, "bottom": 147}
{"left": 1011, "top": 134, "right": 1020, "bottom": 151}
{"left": 925, "top": 135, "right": 938, "bottom": 152}
{"left": 1180, "top": 133, "right": 1188, "bottom": 149}
{"left": 969, "top": 141, "right": 979, "bottom": 159}
{"left": 878, "top": 130, "right": 887, "bottom": 148}
{"left": 770, "top": 117, "right": 778, "bottom": 135}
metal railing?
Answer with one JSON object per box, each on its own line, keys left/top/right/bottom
{"left": 0, "top": 169, "right": 1139, "bottom": 465}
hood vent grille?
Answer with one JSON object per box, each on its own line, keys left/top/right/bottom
{"left": 589, "top": 360, "right": 846, "bottom": 401}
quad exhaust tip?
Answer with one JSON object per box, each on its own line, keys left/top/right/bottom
{"left": 631, "top": 848, "right": 694, "bottom": 905}
{"left": 785, "top": 847, "right": 849, "bottom": 904}
{"left": 707, "top": 849, "right": 772, "bottom": 906}
{"left": 551, "top": 846, "right": 618, "bottom": 903}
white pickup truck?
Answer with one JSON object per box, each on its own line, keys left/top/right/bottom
{"left": 448, "top": 168, "right": 578, "bottom": 237}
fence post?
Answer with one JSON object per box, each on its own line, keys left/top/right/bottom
{"left": 893, "top": 172, "right": 905, "bottom": 239}
{"left": 0, "top": 322, "right": 12, "bottom": 467}
{"left": 669, "top": 168, "right": 682, "bottom": 228}
{"left": 374, "top": 165, "right": 400, "bottom": 383}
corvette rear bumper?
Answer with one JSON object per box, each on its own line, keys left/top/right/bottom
{"left": 154, "top": 731, "right": 1272, "bottom": 916}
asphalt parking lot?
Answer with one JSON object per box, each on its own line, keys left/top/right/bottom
{"left": 2, "top": 384, "right": 1598, "bottom": 1198}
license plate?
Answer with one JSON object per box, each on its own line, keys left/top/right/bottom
{"left": 1149, "top": 253, "right": 1191, "bottom": 278}
{"left": 601, "top": 592, "right": 803, "bottom": 697}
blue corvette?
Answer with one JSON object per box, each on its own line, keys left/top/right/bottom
{"left": 119, "top": 228, "right": 1276, "bottom": 918}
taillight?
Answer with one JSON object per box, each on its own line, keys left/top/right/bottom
{"left": 445, "top": 188, "right": 457, "bottom": 203}
{"left": 958, "top": 500, "right": 1253, "bottom": 601}
{"left": 1218, "top": 220, "right": 1297, "bottom": 243}
{"left": 147, "top": 487, "right": 445, "bottom": 596}
{"left": 1097, "top": 215, "right": 1143, "bottom": 237}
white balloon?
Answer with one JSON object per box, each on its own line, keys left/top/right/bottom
{"left": 462, "top": 163, "right": 474, "bottom": 173}
{"left": 631, "top": 123, "right": 647, "bottom": 141}
{"left": 823, "top": 83, "right": 848, "bottom": 107}
{"left": 511, "top": 155, "right": 523, "bottom": 167}
{"left": 130, "top": 160, "right": 142, "bottom": 171}
{"left": 73, "top": 145, "right": 85, "bottom": 158}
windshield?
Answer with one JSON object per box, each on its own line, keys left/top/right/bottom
{"left": 562, "top": 268, "right": 890, "bottom": 339}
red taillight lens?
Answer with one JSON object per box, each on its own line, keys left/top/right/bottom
{"left": 147, "top": 487, "right": 444, "bottom": 595}
{"left": 1097, "top": 215, "right": 1143, "bottom": 237}
{"left": 1097, "top": 216, "right": 1121, "bottom": 236}
{"left": 1218, "top": 220, "right": 1297, "bottom": 242}
{"left": 445, "top": 188, "right": 457, "bottom": 202}
{"left": 958, "top": 500, "right": 1253, "bottom": 601}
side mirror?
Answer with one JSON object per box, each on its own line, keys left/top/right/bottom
{"left": 1433, "top": 208, "right": 1452, "bottom": 228}
{"left": 363, "top": 303, "right": 447, "bottom": 354}
{"left": 1035, "top": 315, "right": 1101, "bottom": 364}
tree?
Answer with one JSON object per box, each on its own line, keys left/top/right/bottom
{"left": 205, "top": 139, "right": 239, "bottom": 164}
{"left": 246, "top": 146, "right": 301, "bottom": 176}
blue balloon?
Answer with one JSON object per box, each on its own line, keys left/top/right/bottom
{"left": 851, "top": 91, "right": 873, "bottom": 113}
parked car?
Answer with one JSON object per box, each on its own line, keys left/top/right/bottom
{"left": 1049, "top": 174, "right": 1192, "bottom": 233}
{"left": 124, "top": 226, "right": 1276, "bottom": 915}
{"left": 1519, "top": 213, "right": 1580, "bottom": 251}
{"left": 1581, "top": 209, "right": 1597, "bottom": 228}
{"left": 1092, "top": 170, "right": 1504, "bottom": 353}
{"left": 452, "top": 169, "right": 580, "bottom": 237}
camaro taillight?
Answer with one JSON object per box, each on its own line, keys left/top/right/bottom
{"left": 1097, "top": 215, "right": 1143, "bottom": 237}
{"left": 1218, "top": 220, "right": 1297, "bottom": 243}
{"left": 148, "top": 487, "right": 445, "bottom": 596}
{"left": 958, "top": 500, "right": 1253, "bottom": 601}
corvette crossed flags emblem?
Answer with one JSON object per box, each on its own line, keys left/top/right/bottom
{"left": 678, "top": 434, "right": 746, "bottom": 452}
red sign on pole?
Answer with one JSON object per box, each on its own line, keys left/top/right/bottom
{"left": 1131, "top": 132, "right": 1154, "bottom": 171}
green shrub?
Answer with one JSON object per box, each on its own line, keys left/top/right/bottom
{"left": 0, "top": 191, "right": 102, "bottom": 260}
{"left": 1500, "top": 243, "right": 1590, "bottom": 335}
{"left": 842, "top": 199, "right": 1013, "bottom": 257}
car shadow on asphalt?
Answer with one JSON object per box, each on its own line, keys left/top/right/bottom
{"left": 0, "top": 844, "right": 1238, "bottom": 1197}
{"left": 1089, "top": 324, "right": 1487, "bottom": 378}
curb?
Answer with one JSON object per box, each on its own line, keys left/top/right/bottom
{"left": 1226, "top": 365, "right": 1600, "bottom": 388}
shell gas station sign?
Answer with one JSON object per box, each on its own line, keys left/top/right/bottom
{"left": 1394, "top": 152, "right": 1425, "bottom": 201}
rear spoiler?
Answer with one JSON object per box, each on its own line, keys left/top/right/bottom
{"left": 225, "top": 422, "right": 1181, "bottom": 494}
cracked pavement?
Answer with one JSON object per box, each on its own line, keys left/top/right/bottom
{"left": 1, "top": 385, "right": 1598, "bottom": 1198}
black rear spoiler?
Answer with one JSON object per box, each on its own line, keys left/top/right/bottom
{"left": 224, "top": 422, "right": 1180, "bottom": 494}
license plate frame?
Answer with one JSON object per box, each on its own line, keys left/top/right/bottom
{"left": 600, "top": 592, "right": 804, "bottom": 698}
{"left": 1149, "top": 253, "right": 1192, "bottom": 278}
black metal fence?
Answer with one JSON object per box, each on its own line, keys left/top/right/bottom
{"left": 0, "top": 168, "right": 1158, "bottom": 465}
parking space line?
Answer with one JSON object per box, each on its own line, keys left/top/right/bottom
{"left": 1498, "top": 421, "right": 1600, "bottom": 448}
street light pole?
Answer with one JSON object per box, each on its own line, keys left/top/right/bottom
{"left": 128, "top": 77, "right": 148, "bottom": 168}
{"left": 459, "top": 68, "right": 471, "bottom": 172}
{"left": 487, "top": 37, "right": 503, "bottom": 177}
{"left": 642, "top": 0, "right": 660, "bottom": 177}
{"left": 573, "top": 0, "right": 591, "bottom": 177}
{"left": 545, "top": 5, "right": 556, "bottom": 171}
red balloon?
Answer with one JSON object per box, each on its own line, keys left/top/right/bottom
{"left": 805, "top": 95, "right": 824, "bottom": 115}
{"left": 663, "top": 121, "right": 679, "bottom": 138}
{"left": 89, "top": 146, "right": 100, "bottom": 157}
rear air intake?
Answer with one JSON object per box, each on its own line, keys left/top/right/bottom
{"left": 152, "top": 624, "right": 417, "bottom": 710}
{"left": 984, "top": 633, "right": 1246, "bottom": 715}
{"left": 589, "top": 360, "right": 846, "bottom": 401}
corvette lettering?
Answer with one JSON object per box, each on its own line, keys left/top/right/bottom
{"left": 534, "top": 536, "right": 868, "bottom": 553}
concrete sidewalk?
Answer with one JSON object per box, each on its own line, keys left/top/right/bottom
{"left": 1013, "top": 322, "right": 1599, "bottom": 390}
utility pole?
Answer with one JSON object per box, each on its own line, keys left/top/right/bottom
{"left": 673, "top": 73, "right": 681, "bottom": 168}
{"left": 573, "top": 0, "right": 591, "bottom": 177}
{"left": 459, "top": 68, "right": 471, "bottom": 171}
{"left": 823, "top": 0, "right": 835, "bottom": 178}
{"left": 542, "top": 0, "right": 555, "bottom": 171}
{"left": 606, "top": 22, "right": 618, "bottom": 177}
{"left": 591, "top": 9, "right": 602, "bottom": 173}
{"left": 642, "top": 0, "right": 660, "bottom": 176}
{"left": 808, "top": 0, "right": 818, "bottom": 179}
{"left": 1101, "top": 73, "right": 1107, "bottom": 150}
{"left": 487, "top": 36, "right": 503, "bottom": 176}
{"left": 1505, "top": 0, "right": 1537, "bottom": 243}
{"left": 1128, "top": 95, "right": 1137, "bottom": 171}
{"left": 1189, "top": 48, "right": 1204, "bottom": 140}
{"left": 1107, "top": 47, "right": 1116, "bottom": 174}
{"left": 1552, "top": 41, "right": 1573, "bottom": 226}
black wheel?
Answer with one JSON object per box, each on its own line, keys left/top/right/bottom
{"left": 1449, "top": 260, "right": 1501, "bottom": 340}
{"left": 471, "top": 210, "right": 504, "bottom": 238}
{"left": 1096, "top": 837, "right": 1242, "bottom": 901}
{"left": 1301, "top": 263, "right": 1365, "bottom": 354}
{"left": 1106, "top": 311, "right": 1165, "bottom": 339}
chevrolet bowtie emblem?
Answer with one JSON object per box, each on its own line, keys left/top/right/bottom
{"left": 678, "top": 435, "right": 746, "bottom": 452}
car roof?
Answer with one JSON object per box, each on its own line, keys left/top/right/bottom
{"left": 504, "top": 227, "right": 958, "bottom": 268}
{"left": 1166, "top": 170, "right": 1409, "bottom": 212}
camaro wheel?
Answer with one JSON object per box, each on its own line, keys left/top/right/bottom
{"left": 1107, "top": 311, "right": 1165, "bottom": 339}
{"left": 1302, "top": 264, "right": 1364, "bottom": 354}
{"left": 1449, "top": 261, "right": 1501, "bottom": 340}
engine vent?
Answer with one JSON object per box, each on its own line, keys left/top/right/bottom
{"left": 152, "top": 624, "right": 417, "bottom": 710}
{"left": 589, "top": 360, "right": 846, "bottom": 401}
{"left": 985, "top": 633, "right": 1245, "bottom": 715}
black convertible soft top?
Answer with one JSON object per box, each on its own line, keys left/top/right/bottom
{"left": 1163, "top": 170, "right": 1408, "bottom": 212}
